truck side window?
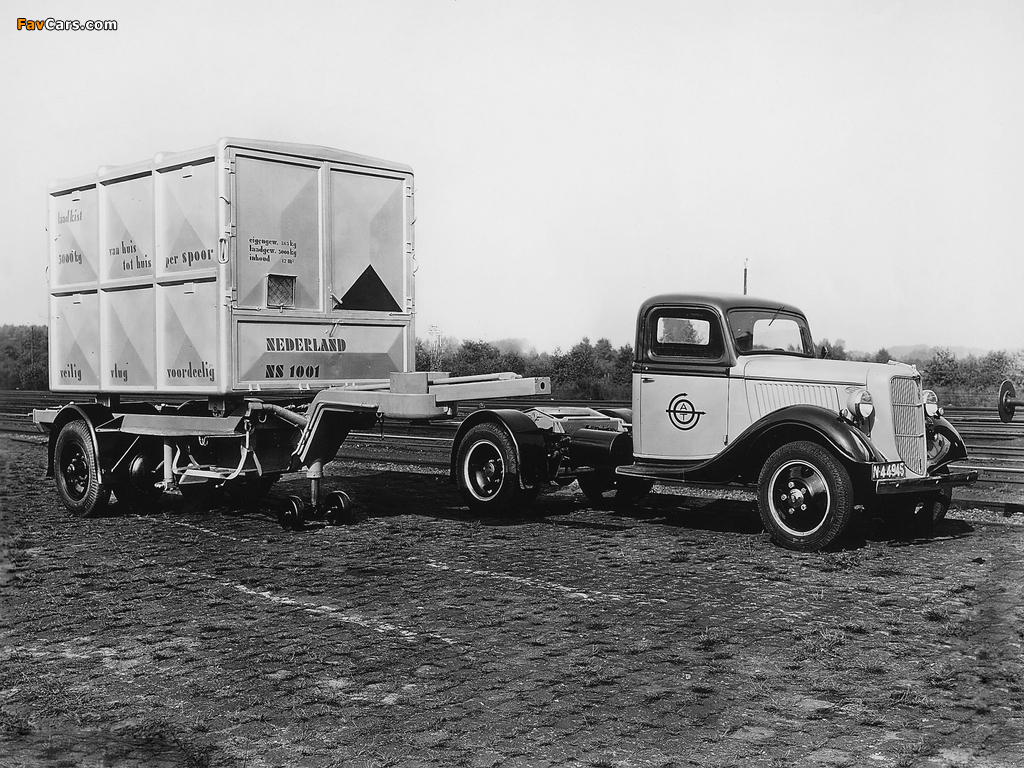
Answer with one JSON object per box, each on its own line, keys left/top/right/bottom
{"left": 650, "top": 309, "right": 724, "bottom": 360}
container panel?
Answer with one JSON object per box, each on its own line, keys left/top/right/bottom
{"left": 100, "top": 287, "right": 156, "bottom": 390}
{"left": 235, "top": 156, "right": 321, "bottom": 310}
{"left": 50, "top": 292, "right": 101, "bottom": 390}
{"left": 50, "top": 187, "right": 99, "bottom": 289}
{"left": 236, "top": 321, "right": 407, "bottom": 387}
{"left": 156, "top": 161, "right": 218, "bottom": 279}
{"left": 157, "top": 280, "right": 221, "bottom": 392}
{"left": 101, "top": 174, "right": 155, "bottom": 283}
{"left": 330, "top": 171, "right": 406, "bottom": 313}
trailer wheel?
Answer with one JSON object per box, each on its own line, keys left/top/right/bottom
{"left": 456, "top": 423, "right": 534, "bottom": 514}
{"left": 757, "top": 441, "right": 854, "bottom": 551}
{"left": 54, "top": 420, "right": 110, "bottom": 518}
{"left": 577, "top": 472, "right": 653, "bottom": 509}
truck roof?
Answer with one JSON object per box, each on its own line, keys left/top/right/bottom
{"left": 638, "top": 293, "right": 807, "bottom": 319}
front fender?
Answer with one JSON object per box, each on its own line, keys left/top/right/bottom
{"left": 687, "top": 404, "right": 883, "bottom": 484}
{"left": 929, "top": 414, "right": 969, "bottom": 471}
{"left": 450, "top": 409, "right": 552, "bottom": 487}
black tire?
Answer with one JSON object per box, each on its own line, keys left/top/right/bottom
{"left": 757, "top": 441, "right": 855, "bottom": 551}
{"left": 455, "top": 423, "right": 534, "bottom": 514}
{"left": 54, "top": 420, "right": 110, "bottom": 518}
{"left": 577, "top": 472, "right": 653, "bottom": 509}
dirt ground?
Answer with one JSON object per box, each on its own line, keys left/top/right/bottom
{"left": 1, "top": 434, "right": 1022, "bottom": 768}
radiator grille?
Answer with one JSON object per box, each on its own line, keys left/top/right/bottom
{"left": 890, "top": 376, "right": 927, "bottom": 475}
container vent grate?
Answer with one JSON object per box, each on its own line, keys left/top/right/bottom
{"left": 267, "top": 275, "right": 296, "bottom": 308}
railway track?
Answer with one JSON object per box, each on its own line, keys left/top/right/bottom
{"left": 3, "top": 392, "right": 1023, "bottom": 488}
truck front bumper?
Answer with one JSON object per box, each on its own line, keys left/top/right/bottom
{"left": 875, "top": 470, "right": 979, "bottom": 495}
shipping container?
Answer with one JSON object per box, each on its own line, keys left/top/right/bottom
{"left": 47, "top": 138, "right": 416, "bottom": 396}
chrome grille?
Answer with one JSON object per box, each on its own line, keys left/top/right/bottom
{"left": 890, "top": 376, "right": 927, "bottom": 475}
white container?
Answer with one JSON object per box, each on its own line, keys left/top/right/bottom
{"left": 47, "top": 139, "right": 415, "bottom": 396}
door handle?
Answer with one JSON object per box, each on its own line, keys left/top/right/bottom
{"left": 641, "top": 377, "right": 655, "bottom": 383}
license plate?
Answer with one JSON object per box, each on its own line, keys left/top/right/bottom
{"left": 871, "top": 461, "right": 907, "bottom": 481}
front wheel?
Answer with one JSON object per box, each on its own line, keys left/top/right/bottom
{"left": 757, "top": 441, "right": 854, "bottom": 551}
{"left": 54, "top": 420, "right": 110, "bottom": 518}
{"left": 455, "top": 423, "right": 535, "bottom": 515}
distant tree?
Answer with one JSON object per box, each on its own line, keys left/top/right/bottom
{"left": 818, "top": 338, "right": 848, "bottom": 360}
{"left": 449, "top": 340, "right": 503, "bottom": 378}
{"left": 0, "top": 325, "right": 49, "bottom": 390}
{"left": 873, "top": 348, "right": 891, "bottom": 363}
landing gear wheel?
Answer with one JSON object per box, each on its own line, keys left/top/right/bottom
{"left": 54, "top": 420, "right": 110, "bottom": 518}
{"left": 758, "top": 441, "right": 854, "bottom": 551}
{"left": 277, "top": 495, "right": 305, "bottom": 531}
{"left": 323, "top": 490, "right": 354, "bottom": 526}
{"left": 456, "top": 423, "right": 535, "bottom": 515}
{"left": 577, "top": 472, "right": 653, "bottom": 509}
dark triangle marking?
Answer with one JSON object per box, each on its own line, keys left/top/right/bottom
{"left": 338, "top": 265, "right": 401, "bottom": 312}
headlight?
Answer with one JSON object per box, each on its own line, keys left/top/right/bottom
{"left": 923, "top": 389, "right": 941, "bottom": 417}
{"left": 846, "top": 388, "right": 874, "bottom": 421}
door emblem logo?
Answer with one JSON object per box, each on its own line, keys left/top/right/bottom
{"left": 667, "top": 393, "right": 705, "bottom": 431}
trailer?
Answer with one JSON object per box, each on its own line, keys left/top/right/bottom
{"left": 34, "top": 139, "right": 549, "bottom": 527}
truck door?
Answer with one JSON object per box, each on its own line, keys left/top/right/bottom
{"left": 634, "top": 306, "right": 730, "bottom": 461}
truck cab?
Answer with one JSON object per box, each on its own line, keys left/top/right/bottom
{"left": 453, "top": 293, "right": 979, "bottom": 551}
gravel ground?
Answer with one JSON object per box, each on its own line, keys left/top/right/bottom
{"left": 1, "top": 434, "right": 1023, "bottom": 768}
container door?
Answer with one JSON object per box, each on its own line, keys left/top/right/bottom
{"left": 234, "top": 155, "right": 322, "bottom": 312}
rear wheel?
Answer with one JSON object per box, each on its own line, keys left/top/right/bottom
{"left": 456, "top": 423, "right": 535, "bottom": 514}
{"left": 757, "top": 441, "right": 854, "bottom": 551}
{"left": 54, "top": 420, "right": 110, "bottom": 518}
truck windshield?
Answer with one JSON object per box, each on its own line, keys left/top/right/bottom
{"left": 728, "top": 308, "right": 814, "bottom": 357}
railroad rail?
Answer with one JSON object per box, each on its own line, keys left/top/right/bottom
{"left": 3, "top": 391, "right": 1022, "bottom": 488}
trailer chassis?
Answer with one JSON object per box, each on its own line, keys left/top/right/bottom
{"left": 34, "top": 372, "right": 551, "bottom": 528}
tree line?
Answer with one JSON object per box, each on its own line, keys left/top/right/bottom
{"left": 1, "top": 323, "right": 1019, "bottom": 397}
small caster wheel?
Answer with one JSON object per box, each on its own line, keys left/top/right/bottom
{"left": 323, "top": 490, "right": 354, "bottom": 526}
{"left": 277, "top": 495, "right": 305, "bottom": 531}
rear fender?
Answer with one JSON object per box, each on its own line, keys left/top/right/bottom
{"left": 451, "top": 409, "right": 556, "bottom": 487}
{"left": 46, "top": 403, "right": 115, "bottom": 480}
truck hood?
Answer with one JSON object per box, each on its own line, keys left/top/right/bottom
{"left": 737, "top": 356, "right": 919, "bottom": 387}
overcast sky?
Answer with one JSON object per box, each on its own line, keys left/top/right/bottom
{"left": 1, "top": 0, "right": 1021, "bottom": 354}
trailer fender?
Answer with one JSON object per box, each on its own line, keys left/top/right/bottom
{"left": 450, "top": 409, "right": 554, "bottom": 488}
{"left": 687, "top": 404, "right": 883, "bottom": 485}
{"left": 45, "top": 403, "right": 115, "bottom": 480}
